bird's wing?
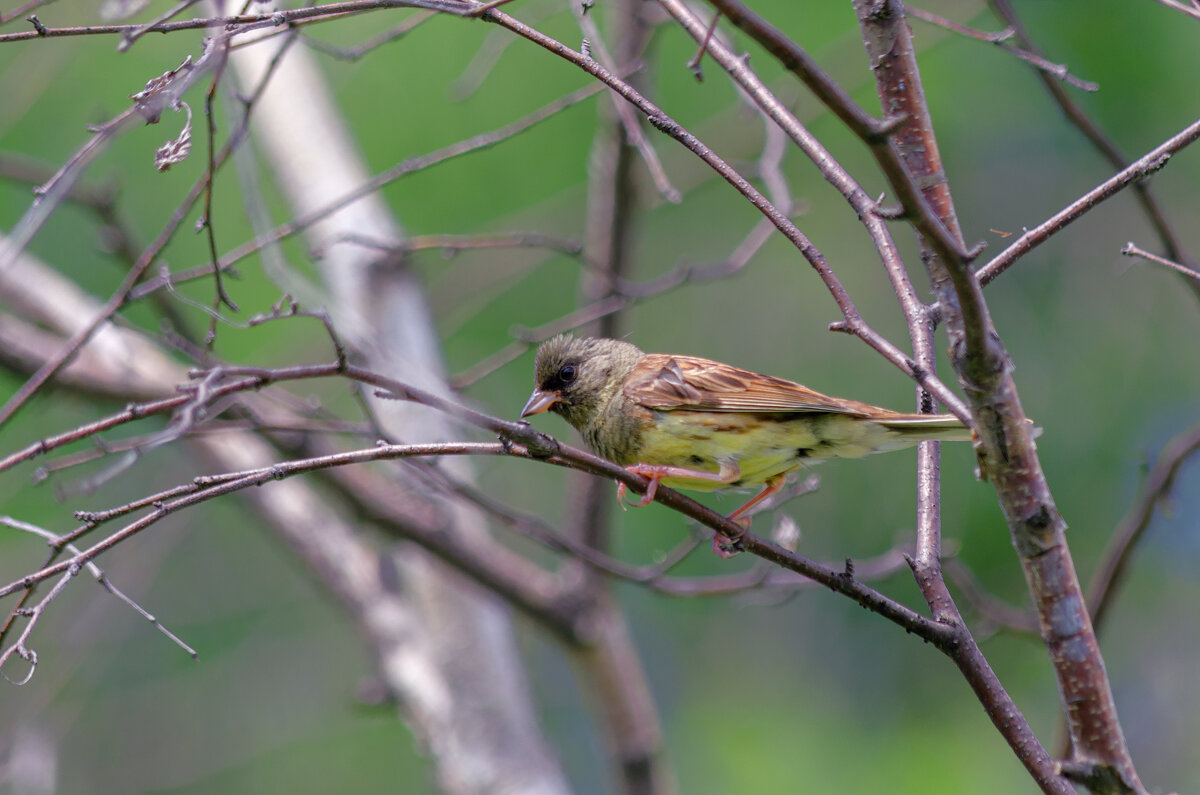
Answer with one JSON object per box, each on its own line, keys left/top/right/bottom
{"left": 624, "top": 354, "right": 875, "bottom": 415}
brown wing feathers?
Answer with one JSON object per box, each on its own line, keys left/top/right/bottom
{"left": 625, "top": 354, "right": 875, "bottom": 415}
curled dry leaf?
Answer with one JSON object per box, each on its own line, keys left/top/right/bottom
{"left": 154, "top": 102, "right": 193, "bottom": 172}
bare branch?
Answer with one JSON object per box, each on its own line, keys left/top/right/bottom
{"left": 0, "top": 26, "right": 294, "bottom": 430}
{"left": 850, "top": 4, "right": 1142, "bottom": 790}
{"left": 569, "top": 0, "right": 680, "bottom": 204}
{"left": 128, "top": 78, "right": 614, "bottom": 301}
{"left": 0, "top": 565, "right": 75, "bottom": 686}
{"left": 943, "top": 559, "right": 1038, "bottom": 636}
{"left": 0, "top": 0, "right": 56, "bottom": 25}
{"left": 1121, "top": 241, "right": 1200, "bottom": 283}
{"left": 987, "top": 0, "right": 1200, "bottom": 302}
{"left": 0, "top": 0, "right": 507, "bottom": 43}
{"left": 907, "top": 6, "right": 1098, "bottom": 91}
{"left": 974, "top": 117, "right": 1200, "bottom": 287}
{"left": 300, "top": 9, "right": 434, "bottom": 59}
{"left": 1088, "top": 420, "right": 1200, "bottom": 633}
{"left": 0, "top": 516, "right": 197, "bottom": 667}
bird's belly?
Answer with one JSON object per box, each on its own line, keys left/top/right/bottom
{"left": 634, "top": 411, "right": 881, "bottom": 492}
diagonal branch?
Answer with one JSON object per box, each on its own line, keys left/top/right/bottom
{"left": 1087, "top": 420, "right": 1200, "bottom": 633}
{"left": 987, "top": 0, "right": 1199, "bottom": 302}
{"left": 975, "top": 118, "right": 1200, "bottom": 288}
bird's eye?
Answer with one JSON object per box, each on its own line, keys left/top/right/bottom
{"left": 558, "top": 364, "right": 576, "bottom": 383}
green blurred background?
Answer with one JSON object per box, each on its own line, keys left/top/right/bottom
{"left": 1, "top": 0, "right": 1198, "bottom": 792}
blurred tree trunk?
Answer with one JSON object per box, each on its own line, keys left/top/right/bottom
{"left": 229, "top": 28, "right": 570, "bottom": 795}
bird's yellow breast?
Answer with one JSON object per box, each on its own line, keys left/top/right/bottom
{"left": 633, "top": 410, "right": 898, "bottom": 492}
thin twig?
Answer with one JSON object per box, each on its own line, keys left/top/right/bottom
{"left": 300, "top": 10, "right": 434, "bottom": 59}
{"left": 0, "top": 0, "right": 55, "bottom": 24}
{"left": 450, "top": 0, "right": 559, "bottom": 99}
{"left": 128, "top": 77, "right": 615, "bottom": 301}
{"left": 568, "top": 0, "right": 681, "bottom": 203}
{"left": 200, "top": 43, "right": 238, "bottom": 355}
{"left": 1121, "top": 241, "right": 1200, "bottom": 282}
{"left": 0, "top": 566, "right": 76, "bottom": 685}
{"left": 0, "top": 0, "right": 510, "bottom": 42}
{"left": 907, "top": 6, "right": 1097, "bottom": 91}
{"left": 116, "top": 0, "right": 202, "bottom": 51}
{"left": 1087, "top": 420, "right": 1200, "bottom": 633}
{"left": 943, "top": 559, "right": 1038, "bottom": 635}
{"left": 684, "top": 9, "right": 720, "bottom": 81}
{"left": 335, "top": 230, "right": 586, "bottom": 259}
{"left": 0, "top": 517, "right": 197, "bottom": 670}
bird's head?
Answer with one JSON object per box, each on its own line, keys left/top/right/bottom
{"left": 521, "top": 335, "right": 643, "bottom": 430}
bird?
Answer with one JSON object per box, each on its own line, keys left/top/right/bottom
{"left": 520, "top": 335, "right": 972, "bottom": 556}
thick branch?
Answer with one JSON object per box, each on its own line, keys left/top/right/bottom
{"left": 851, "top": 3, "right": 1142, "bottom": 792}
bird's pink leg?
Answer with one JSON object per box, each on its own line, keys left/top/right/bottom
{"left": 727, "top": 472, "right": 787, "bottom": 524}
{"left": 710, "top": 473, "right": 788, "bottom": 558}
{"left": 616, "top": 460, "right": 741, "bottom": 509}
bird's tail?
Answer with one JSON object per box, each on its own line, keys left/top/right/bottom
{"left": 877, "top": 414, "right": 1043, "bottom": 444}
{"left": 875, "top": 413, "right": 974, "bottom": 443}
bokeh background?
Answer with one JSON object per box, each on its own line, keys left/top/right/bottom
{"left": 1, "top": 0, "right": 1198, "bottom": 792}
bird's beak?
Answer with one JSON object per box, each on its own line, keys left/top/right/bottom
{"left": 521, "top": 388, "right": 560, "bottom": 417}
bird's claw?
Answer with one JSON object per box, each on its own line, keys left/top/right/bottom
{"left": 711, "top": 513, "right": 751, "bottom": 558}
{"left": 711, "top": 532, "right": 744, "bottom": 558}
{"left": 616, "top": 467, "right": 660, "bottom": 509}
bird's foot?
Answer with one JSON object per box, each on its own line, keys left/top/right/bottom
{"left": 616, "top": 464, "right": 666, "bottom": 509}
{"left": 710, "top": 474, "right": 788, "bottom": 557}
{"left": 711, "top": 532, "right": 743, "bottom": 558}
{"left": 711, "top": 512, "right": 752, "bottom": 558}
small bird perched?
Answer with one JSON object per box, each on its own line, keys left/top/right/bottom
{"left": 521, "top": 335, "right": 972, "bottom": 556}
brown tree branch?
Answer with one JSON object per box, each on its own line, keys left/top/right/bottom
{"left": 661, "top": 1, "right": 1060, "bottom": 786}
{"left": 851, "top": 3, "right": 1142, "bottom": 792}
{"left": 852, "top": 4, "right": 1073, "bottom": 790}
{"left": 0, "top": 357, "right": 963, "bottom": 646}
